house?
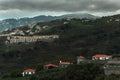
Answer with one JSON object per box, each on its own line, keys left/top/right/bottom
{"left": 59, "top": 61, "right": 71, "bottom": 68}
{"left": 104, "top": 57, "right": 120, "bottom": 75}
{"left": 77, "top": 56, "right": 86, "bottom": 64}
{"left": 44, "top": 63, "right": 58, "bottom": 69}
{"left": 92, "top": 54, "right": 111, "bottom": 60}
{"left": 22, "top": 69, "right": 36, "bottom": 76}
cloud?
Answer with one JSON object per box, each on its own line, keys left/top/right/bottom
{"left": 0, "top": 0, "right": 120, "bottom": 12}
{"left": 0, "top": 0, "right": 120, "bottom": 20}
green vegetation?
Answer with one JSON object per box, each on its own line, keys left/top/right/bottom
{"left": 0, "top": 15, "right": 120, "bottom": 79}
{"left": 104, "top": 75, "right": 120, "bottom": 80}
{"left": 1, "top": 64, "right": 120, "bottom": 80}
{"left": 0, "top": 77, "right": 30, "bottom": 80}
{"left": 30, "top": 63, "right": 104, "bottom": 80}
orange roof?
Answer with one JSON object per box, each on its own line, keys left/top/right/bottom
{"left": 93, "top": 54, "right": 109, "bottom": 58}
{"left": 44, "top": 64, "right": 58, "bottom": 67}
{"left": 24, "top": 69, "right": 36, "bottom": 72}
{"left": 77, "top": 56, "right": 85, "bottom": 59}
{"left": 60, "top": 62, "right": 71, "bottom": 65}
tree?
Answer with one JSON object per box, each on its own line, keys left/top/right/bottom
{"left": 36, "top": 64, "right": 44, "bottom": 73}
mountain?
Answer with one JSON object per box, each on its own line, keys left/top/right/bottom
{"left": 0, "top": 13, "right": 97, "bottom": 32}
{"left": 60, "top": 13, "right": 97, "bottom": 19}
{"left": 0, "top": 16, "right": 58, "bottom": 32}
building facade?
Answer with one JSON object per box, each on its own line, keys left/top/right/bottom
{"left": 104, "top": 58, "right": 120, "bottom": 75}
{"left": 22, "top": 69, "right": 36, "bottom": 76}
{"left": 59, "top": 61, "right": 71, "bottom": 68}
{"left": 5, "top": 35, "right": 59, "bottom": 44}
{"left": 92, "top": 54, "right": 111, "bottom": 60}
{"left": 77, "top": 56, "right": 86, "bottom": 64}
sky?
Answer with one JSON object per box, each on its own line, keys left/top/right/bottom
{"left": 0, "top": 0, "right": 120, "bottom": 20}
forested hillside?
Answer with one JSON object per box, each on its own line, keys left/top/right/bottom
{"left": 0, "top": 14, "right": 120, "bottom": 77}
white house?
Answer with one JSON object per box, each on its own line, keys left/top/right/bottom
{"left": 77, "top": 56, "right": 86, "bottom": 64}
{"left": 59, "top": 61, "right": 71, "bottom": 68}
{"left": 92, "top": 54, "right": 111, "bottom": 60}
{"left": 22, "top": 69, "right": 36, "bottom": 76}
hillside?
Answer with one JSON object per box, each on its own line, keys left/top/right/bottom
{"left": 0, "top": 13, "right": 97, "bottom": 32}
{"left": 0, "top": 14, "right": 120, "bottom": 77}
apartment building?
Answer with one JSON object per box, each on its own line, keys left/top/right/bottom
{"left": 5, "top": 35, "right": 59, "bottom": 44}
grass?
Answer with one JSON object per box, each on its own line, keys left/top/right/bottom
{"left": 0, "top": 76, "right": 30, "bottom": 80}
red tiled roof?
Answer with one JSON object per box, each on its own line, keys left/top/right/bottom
{"left": 77, "top": 56, "right": 85, "bottom": 59}
{"left": 24, "top": 69, "right": 36, "bottom": 72}
{"left": 93, "top": 54, "right": 109, "bottom": 58}
{"left": 44, "top": 64, "right": 58, "bottom": 67}
{"left": 60, "top": 62, "right": 71, "bottom": 65}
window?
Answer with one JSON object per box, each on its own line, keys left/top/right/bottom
{"left": 29, "top": 72, "right": 32, "bottom": 74}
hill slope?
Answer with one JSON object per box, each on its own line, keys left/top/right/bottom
{"left": 0, "top": 14, "right": 120, "bottom": 74}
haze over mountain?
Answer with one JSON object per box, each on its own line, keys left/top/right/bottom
{"left": 0, "top": 13, "right": 97, "bottom": 31}
{"left": 0, "top": 0, "right": 120, "bottom": 20}
{"left": 0, "top": 0, "right": 119, "bottom": 31}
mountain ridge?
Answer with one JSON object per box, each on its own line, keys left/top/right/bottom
{"left": 0, "top": 13, "right": 97, "bottom": 31}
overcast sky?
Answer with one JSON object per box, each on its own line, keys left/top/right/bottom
{"left": 0, "top": 0, "right": 120, "bottom": 20}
